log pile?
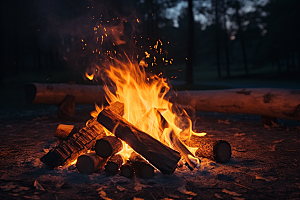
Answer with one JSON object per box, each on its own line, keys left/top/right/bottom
{"left": 41, "top": 101, "right": 233, "bottom": 178}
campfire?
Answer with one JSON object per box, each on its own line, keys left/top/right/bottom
{"left": 40, "top": 57, "right": 232, "bottom": 178}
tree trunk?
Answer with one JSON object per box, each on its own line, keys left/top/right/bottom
{"left": 222, "top": 0, "right": 230, "bottom": 77}
{"left": 213, "top": 0, "right": 221, "bottom": 78}
{"left": 235, "top": 0, "right": 248, "bottom": 76}
{"left": 169, "top": 88, "right": 300, "bottom": 121}
{"left": 185, "top": 0, "right": 194, "bottom": 85}
{"left": 40, "top": 102, "right": 124, "bottom": 169}
{"left": 97, "top": 107, "right": 181, "bottom": 174}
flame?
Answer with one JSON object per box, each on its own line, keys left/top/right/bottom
{"left": 92, "top": 56, "right": 206, "bottom": 163}
{"left": 85, "top": 72, "right": 94, "bottom": 80}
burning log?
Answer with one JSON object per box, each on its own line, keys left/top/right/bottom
{"left": 120, "top": 164, "right": 134, "bottom": 178}
{"left": 97, "top": 107, "right": 181, "bottom": 174}
{"left": 95, "top": 136, "right": 122, "bottom": 158}
{"left": 76, "top": 153, "right": 107, "bottom": 175}
{"left": 25, "top": 83, "right": 110, "bottom": 105}
{"left": 54, "top": 124, "right": 78, "bottom": 140}
{"left": 169, "top": 88, "right": 300, "bottom": 121}
{"left": 105, "top": 154, "right": 123, "bottom": 174}
{"left": 187, "top": 137, "right": 231, "bottom": 163}
{"left": 130, "top": 152, "right": 154, "bottom": 179}
{"left": 40, "top": 102, "right": 124, "bottom": 169}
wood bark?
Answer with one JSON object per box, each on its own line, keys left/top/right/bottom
{"left": 105, "top": 154, "right": 123, "bottom": 174}
{"left": 186, "top": 136, "right": 231, "bottom": 163}
{"left": 95, "top": 136, "right": 122, "bottom": 158}
{"left": 40, "top": 102, "right": 124, "bottom": 169}
{"left": 120, "top": 163, "right": 134, "bottom": 178}
{"left": 169, "top": 88, "right": 300, "bottom": 121}
{"left": 130, "top": 152, "right": 154, "bottom": 179}
{"left": 97, "top": 107, "right": 181, "bottom": 174}
{"left": 76, "top": 153, "right": 107, "bottom": 175}
{"left": 25, "top": 83, "right": 112, "bottom": 105}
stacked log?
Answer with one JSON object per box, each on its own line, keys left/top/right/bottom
{"left": 95, "top": 136, "right": 122, "bottom": 158}
{"left": 40, "top": 102, "right": 124, "bottom": 169}
{"left": 105, "top": 154, "right": 123, "bottom": 174}
{"left": 97, "top": 106, "right": 181, "bottom": 174}
{"left": 76, "top": 153, "right": 107, "bottom": 175}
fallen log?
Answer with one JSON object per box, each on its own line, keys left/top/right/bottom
{"left": 25, "top": 83, "right": 111, "bottom": 105}
{"left": 95, "top": 136, "right": 122, "bottom": 158}
{"left": 130, "top": 152, "right": 154, "bottom": 179}
{"left": 120, "top": 163, "right": 134, "bottom": 178}
{"left": 40, "top": 102, "right": 124, "bottom": 169}
{"left": 186, "top": 136, "right": 231, "bottom": 163}
{"left": 76, "top": 153, "right": 107, "bottom": 175}
{"left": 169, "top": 88, "right": 300, "bottom": 121}
{"left": 105, "top": 154, "right": 123, "bottom": 174}
{"left": 97, "top": 107, "right": 181, "bottom": 174}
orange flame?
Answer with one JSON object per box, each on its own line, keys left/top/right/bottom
{"left": 92, "top": 56, "right": 206, "bottom": 163}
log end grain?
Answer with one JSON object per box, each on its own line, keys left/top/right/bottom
{"left": 120, "top": 164, "right": 134, "bottom": 178}
{"left": 213, "top": 140, "right": 231, "bottom": 163}
{"left": 76, "top": 153, "right": 106, "bottom": 175}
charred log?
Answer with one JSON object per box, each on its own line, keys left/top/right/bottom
{"left": 76, "top": 153, "right": 107, "bottom": 175}
{"left": 40, "top": 102, "right": 124, "bottom": 169}
{"left": 97, "top": 107, "right": 181, "bottom": 174}
{"left": 120, "top": 163, "right": 134, "bottom": 178}
{"left": 105, "top": 154, "right": 123, "bottom": 175}
{"left": 95, "top": 136, "right": 122, "bottom": 158}
{"left": 130, "top": 152, "right": 154, "bottom": 179}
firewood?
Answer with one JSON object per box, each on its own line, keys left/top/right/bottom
{"left": 54, "top": 124, "right": 78, "bottom": 140}
{"left": 120, "top": 163, "right": 134, "bottom": 178}
{"left": 105, "top": 154, "right": 123, "bottom": 174}
{"left": 97, "top": 107, "right": 181, "bottom": 174}
{"left": 187, "top": 136, "right": 231, "bottom": 163}
{"left": 40, "top": 102, "right": 124, "bottom": 169}
{"left": 95, "top": 136, "right": 122, "bottom": 158}
{"left": 76, "top": 153, "right": 107, "bottom": 175}
{"left": 25, "top": 83, "right": 111, "bottom": 105}
{"left": 130, "top": 152, "right": 154, "bottom": 179}
{"left": 169, "top": 88, "right": 300, "bottom": 121}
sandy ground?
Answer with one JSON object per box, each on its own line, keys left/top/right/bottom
{"left": 0, "top": 108, "right": 300, "bottom": 200}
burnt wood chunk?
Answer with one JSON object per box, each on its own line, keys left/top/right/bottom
{"left": 130, "top": 152, "right": 154, "bottom": 179}
{"left": 95, "top": 136, "right": 122, "bottom": 158}
{"left": 120, "top": 164, "right": 134, "bottom": 178}
{"left": 187, "top": 137, "right": 231, "bottom": 163}
{"left": 105, "top": 154, "right": 123, "bottom": 174}
{"left": 97, "top": 108, "right": 181, "bottom": 174}
{"left": 76, "top": 153, "right": 107, "bottom": 175}
{"left": 40, "top": 102, "right": 124, "bottom": 169}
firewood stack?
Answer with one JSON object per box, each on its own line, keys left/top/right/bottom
{"left": 41, "top": 101, "right": 232, "bottom": 178}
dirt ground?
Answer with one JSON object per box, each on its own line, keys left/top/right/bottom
{"left": 0, "top": 106, "right": 300, "bottom": 200}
